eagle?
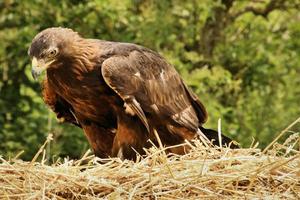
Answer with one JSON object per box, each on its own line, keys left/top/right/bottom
{"left": 28, "top": 27, "right": 236, "bottom": 160}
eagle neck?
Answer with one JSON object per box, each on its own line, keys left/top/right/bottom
{"left": 69, "top": 39, "right": 98, "bottom": 72}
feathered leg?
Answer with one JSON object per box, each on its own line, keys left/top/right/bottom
{"left": 112, "top": 112, "right": 148, "bottom": 160}
{"left": 82, "top": 123, "right": 115, "bottom": 158}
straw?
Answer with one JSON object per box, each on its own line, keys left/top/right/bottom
{"left": 0, "top": 120, "right": 299, "bottom": 199}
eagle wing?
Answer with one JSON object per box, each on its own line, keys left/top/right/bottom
{"left": 101, "top": 47, "right": 207, "bottom": 133}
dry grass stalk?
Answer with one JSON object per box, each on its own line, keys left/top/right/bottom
{"left": 0, "top": 121, "right": 299, "bottom": 199}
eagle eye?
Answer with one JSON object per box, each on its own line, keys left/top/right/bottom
{"left": 48, "top": 48, "right": 58, "bottom": 58}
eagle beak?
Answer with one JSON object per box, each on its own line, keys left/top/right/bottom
{"left": 31, "top": 69, "right": 40, "bottom": 80}
{"left": 31, "top": 57, "right": 50, "bottom": 80}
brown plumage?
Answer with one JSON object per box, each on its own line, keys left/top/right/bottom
{"left": 28, "top": 27, "right": 237, "bottom": 160}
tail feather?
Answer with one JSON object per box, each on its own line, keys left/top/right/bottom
{"left": 199, "top": 126, "right": 239, "bottom": 149}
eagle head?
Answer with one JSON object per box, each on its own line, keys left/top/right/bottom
{"left": 28, "top": 27, "right": 80, "bottom": 80}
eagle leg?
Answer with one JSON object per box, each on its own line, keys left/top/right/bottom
{"left": 82, "top": 122, "right": 115, "bottom": 158}
{"left": 112, "top": 112, "right": 148, "bottom": 160}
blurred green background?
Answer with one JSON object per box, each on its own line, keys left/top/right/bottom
{"left": 0, "top": 0, "right": 299, "bottom": 160}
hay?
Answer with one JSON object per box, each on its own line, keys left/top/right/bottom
{"left": 0, "top": 120, "right": 299, "bottom": 199}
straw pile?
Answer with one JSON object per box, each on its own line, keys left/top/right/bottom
{"left": 0, "top": 119, "right": 299, "bottom": 199}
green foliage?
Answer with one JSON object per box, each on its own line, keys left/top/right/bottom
{"left": 0, "top": 0, "right": 299, "bottom": 160}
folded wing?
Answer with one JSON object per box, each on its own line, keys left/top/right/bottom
{"left": 101, "top": 47, "right": 207, "bottom": 135}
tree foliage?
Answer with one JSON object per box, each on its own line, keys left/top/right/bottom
{"left": 0, "top": 0, "right": 299, "bottom": 160}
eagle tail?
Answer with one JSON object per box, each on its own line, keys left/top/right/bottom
{"left": 199, "top": 126, "right": 239, "bottom": 149}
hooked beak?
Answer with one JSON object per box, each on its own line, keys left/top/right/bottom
{"left": 31, "top": 69, "right": 40, "bottom": 80}
{"left": 31, "top": 57, "right": 53, "bottom": 80}
{"left": 31, "top": 57, "right": 42, "bottom": 80}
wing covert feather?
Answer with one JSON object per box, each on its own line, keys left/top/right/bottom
{"left": 101, "top": 48, "right": 207, "bottom": 133}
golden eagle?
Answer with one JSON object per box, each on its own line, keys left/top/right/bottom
{"left": 28, "top": 27, "right": 236, "bottom": 159}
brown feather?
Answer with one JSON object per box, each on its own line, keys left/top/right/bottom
{"left": 29, "top": 28, "right": 236, "bottom": 160}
